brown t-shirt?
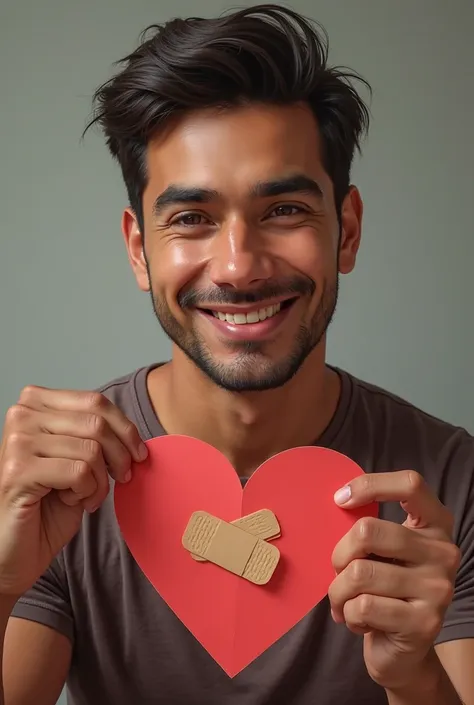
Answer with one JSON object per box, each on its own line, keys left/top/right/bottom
{"left": 11, "top": 364, "right": 474, "bottom": 705}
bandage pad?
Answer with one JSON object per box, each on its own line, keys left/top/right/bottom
{"left": 182, "top": 510, "right": 280, "bottom": 585}
{"left": 191, "top": 508, "right": 280, "bottom": 562}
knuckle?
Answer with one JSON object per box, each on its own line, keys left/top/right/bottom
{"left": 5, "top": 431, "right": 30, "bottom": 453}
{"left": 86, "top": 413, "right": 107, "bottom": 438}
{"left": 18, "top": 385, "right": 39, "bottom": 405}
{"left": 405, "top": 470, "right": 424, "bottom": 495}
{"left": 444, "top": 543, "right": 462, "bottom": 574}
{"left": 357, "top": 594, "right": 373, "bottom": 620}
{"left": 412, "top": 602, "right": 441, "bottom": 639}
{"left": 71, "top": 459, "right": 92, "bottom": 482}
{"left": 1, "top": 457, "right": 24, "bottom": 490}
{"left": 360, "top": 474, "right": 374, "bottom": 494}
{"left": 122, "top": 420, "right": 138, "bottom": 444}
{"left": 435, "top": 578, "right": 455, "bottom": 607}
{"left": 82, "top": 438, "right": 103, "bottom": 465}
{"left": 85, "top": 392, "right": 108, "bottom": 411}
{"left": 349, "top": 559, "right": 373, "bottom": 588}
{"left": 355, "top": 516, "right": 378, "bottom": 549}
{"left": 419, "top": 609, "right": 442, "bottom": 641}
{"left": 5, "top": 404, "right": 30, "bottom": 428}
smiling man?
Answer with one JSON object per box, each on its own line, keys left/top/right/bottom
{"left": 136, "top": 107, "right": 344, "bottom": 402}
{"left": 1, "top": 5, "right": 473, "bottom": 705}
{"left": 148, "top": 169, "right": 332, "bottom": 393}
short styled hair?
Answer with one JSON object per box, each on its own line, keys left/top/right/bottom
{"left": 85, "top": 4, "right": 371, "bottom": 231}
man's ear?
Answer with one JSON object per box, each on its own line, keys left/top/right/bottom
{"left": 122, "top": 208, "right": 150, "bottom": 292}
{"left": 338, "top": 186, "right": 363, "bottom": 274}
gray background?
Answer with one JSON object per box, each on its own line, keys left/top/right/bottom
{"left": 1, "top": 1, "right": 473, "bottom": 703}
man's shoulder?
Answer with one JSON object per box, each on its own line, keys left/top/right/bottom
{"left": 96, "top": 366, "right": 143, "bottom": 398}
{"left": 93, "top": 367, "right": 140, "bottom": 420}
{"left": 95, "top": 363, "right": 161, "bottom": 413}
{"left": 347, "top": 370, "right": 472, "bottom": 444}
{"left": 92, "top": 363, "right": 165, "bottom": 441}
{"left": 339, "top": 369, "right": 474, "bottom": 489}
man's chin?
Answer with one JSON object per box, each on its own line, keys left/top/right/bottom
{"left": 155, "top": 309, "right": 320, "bottom": 391}
{"left": 190, "top": 353, "right": 305, "bottom": 392}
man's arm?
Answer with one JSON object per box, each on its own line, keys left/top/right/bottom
{"left": 2, "top": 612, "right": 70, "bottom": 705}
{"left": 435, "top": 639, "right": 474, "bottom": 705}
{"left": 384, "top": 645, "right": 469, "bottom": 705}
{"left": 0, "top": 598, "right": 13, "bottom": 704}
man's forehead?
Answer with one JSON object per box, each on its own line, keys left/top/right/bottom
{"left": 146, "top": 103, "right": 322, "bottom": 161}
{"left": 145, "top": 109, "right": 326, "bottom": 200}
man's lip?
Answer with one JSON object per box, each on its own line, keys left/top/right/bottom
{"left": 194, "top": 295, "right": 298, "bottom": 315}
{"left": 198, "top": 303, "right": 292, "bottom": 341}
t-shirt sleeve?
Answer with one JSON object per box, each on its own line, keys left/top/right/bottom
{"left": 10, "top": 552, "right": 74, "bottom": 644}
{"left": 435, "top": 432, "right": 474, "bottom": 645}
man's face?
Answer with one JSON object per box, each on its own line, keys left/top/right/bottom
{"left": 126, "top": 103, "right": 361, "bottom": 391}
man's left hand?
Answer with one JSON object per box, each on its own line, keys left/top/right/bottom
{"left": 329, "top": 470, "right": 461, "bottom": 691}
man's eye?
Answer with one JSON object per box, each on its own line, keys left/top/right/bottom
{"left": 271, "top": 205, "right": 305, "bottom": 217}
{"left": 173, "top": 213, "right": 207, "bottom": 226}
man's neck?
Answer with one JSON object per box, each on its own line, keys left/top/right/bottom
{"left": 147, "top": 344, "right": 341, "bottom": 477}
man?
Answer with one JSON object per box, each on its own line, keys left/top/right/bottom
{"left": 0, "top": 5, "right": 472, "bottom": 704}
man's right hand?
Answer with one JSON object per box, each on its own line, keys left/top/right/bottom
{"left": 0, "top": 386, "right": 148, "bottom": 597}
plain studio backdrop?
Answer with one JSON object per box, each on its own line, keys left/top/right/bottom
{"left": 1, "top": 1, "right": 473, "bottom": 703}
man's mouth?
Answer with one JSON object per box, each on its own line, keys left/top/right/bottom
{"left": 211, "top": 302, "right": 281, "bottom": 325}
{"left": 199, "top": 297, "right": 297, "bottom": 326}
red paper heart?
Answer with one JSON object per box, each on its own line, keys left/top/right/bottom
{"left": 115, "top": 436, "right": 378, "bottom": 677}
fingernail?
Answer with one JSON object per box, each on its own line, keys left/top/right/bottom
{"left": 138, "top": 443, "right": 148, "bottom": 461}
{"left": 334, "top": 484, "right": 352, "bottom": 505}
{"left": 124, "top": 469, "right": 132, "bottom": 483}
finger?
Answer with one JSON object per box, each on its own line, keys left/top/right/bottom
{"left": 56, "top": 488, "right": 104, "bottom": 513}
{"left": 334, "top": 470, "right": 452, "bottom": 535}
{"left": 34, "top": 434, "right": 110, "bottom": 512}
{"left": 18, "top": 387, "right": 148, "bottom": 465}
{"left": 343, "top": 594, "right": 413, "bottom": 636}
{"left": 3, "top": 457, "right": 98, "bottom": 507}
{"left": 343, "top": 594, "right": 443, "bottom": 644}
{"left": 11, "top": 406, "right": 134, "bottom": 484}
{"left": 329, "top": 560, "right": 414, "bottom": 622}
{"left": 332, "top": 517, "right": 433, "bottom": 573}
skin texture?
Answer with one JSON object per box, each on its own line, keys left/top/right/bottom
{"left": 331, "top": 470, "right": 463, "bottom": 701}
{"left": 0, "top": 387, "right": 148, "bottom": 705}
{"left": 134, "top": 102, "right": 345, "bottom": 394}
{"left": 124, "top": 103, "right": 361, "bottom": 474}
{"left": 0, "top": 102, "right": 472, "bottom": 704}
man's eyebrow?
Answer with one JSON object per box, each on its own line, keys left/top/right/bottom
{"left": 151, "top": 174, "right": 324, "bottom": 218}
{"left": 250, "top": 174, "right": 324, "bottom": 200}
{"left": 152, "top": 186, "right": 219, "bottom": 218}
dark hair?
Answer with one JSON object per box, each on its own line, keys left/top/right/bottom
{"left": 84, "top": 4, "right": 371, "bottom": 233}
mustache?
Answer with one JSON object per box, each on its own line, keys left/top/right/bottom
{"left": 178, "top": 276, "right": 315, "bottom": 309}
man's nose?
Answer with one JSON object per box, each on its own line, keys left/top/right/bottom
{"left": 207, "top": 220, "right": 274, "bottom": 289}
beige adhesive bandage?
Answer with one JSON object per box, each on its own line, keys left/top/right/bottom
{"left": 182, "top": 510, "right": 280, "bottom": 585}
{"left": 191, "top": 508, "right": 280, "bottom": 562}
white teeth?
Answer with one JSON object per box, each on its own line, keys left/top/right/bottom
{"left": 246, "top": 311, "right": 260, "bottom": 324}
{"left": 212, "top": 302, "right": 281, "bottom": 324}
